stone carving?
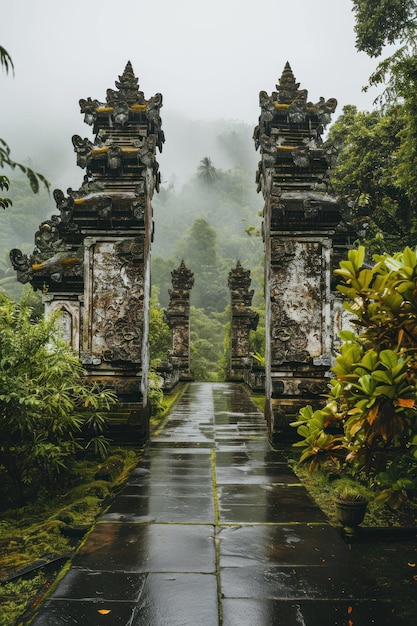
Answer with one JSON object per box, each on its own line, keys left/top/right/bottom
{"left": 316, "top": 97, "right": 338, "bottom": 126}
{"left": 270, "top": 309, "right": 309, "bottom": 364}
{"left": 292, "top": 146, "right": 310, "bottom": 168}
{"left": 113, "top": 101, "right": 130, "bottom": 126}
{"left": 79, "top": 97, "right": 100, "bottom": 126}
{"left": 33, "top": 217, "right": 62, "bottom": 255}
{"left": 9, "top": 249, "right": 32, "bottom": 283}
{"left": 106, "top": 61, "right": 145, "bottom": 106}
{"left": 270, "top": 240, "right": 296, "bottom": 266}
{"left": 103, "top": 298, "right": 143, "bottom": 362}
{"left": 93, "top": 196, "right": 113, "bottom": 220}
{"left": 53, "top": 189, "right": 76, "bottom": 226}
{"left": 165, "top": 261, "right": 194, "bottom": 379}
{"left": 298, "top": 379, "right": 327, "bottom": 396}
{"left": 107, "top": 145, "right": 123, "bottom": 170}
{"left": 302, "top": 198, "right": 320, "bottom": 220}
{"left": 288, "top": 99, "right": 307, "bottom": 123}
{"left": 72, "top": 135, "right": 94, "bottom": 169}
{"left": 131, "top": 199, "right": 145, "bottom": 220}
{"left": 255, "top": 62, "right": 357, "bottom": 442}
{"left": 138, "top": 135, "right": 157, "bottom": 168}
{"left": 228, "top": 261, "right": 259, "bottom": 381}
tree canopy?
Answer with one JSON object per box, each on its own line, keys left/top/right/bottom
{"left": 352, "top": 0, "right": 417, "bottom": 57}
{"left": 327, "top": 103, "right": 417, "bottom": 252}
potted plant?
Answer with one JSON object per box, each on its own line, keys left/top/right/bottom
{"left": 334, "top": 481, "right": 369, "bottom": 535}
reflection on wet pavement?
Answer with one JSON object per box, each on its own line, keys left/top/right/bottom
{"left": 31, "top": 383, "right": 404, "bottom": 625}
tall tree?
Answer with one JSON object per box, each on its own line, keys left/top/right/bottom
{"left": 197, "top": 157, "right": 218, "bottom": 187}
{"left": 327, "top": 104, "right": 417, "bottom": 251}
{"left": 175, "top": 218, "right": 230, "bottom": 313}
{"left": 352, "top": 0, "right": 416, "bottom": 57}
{"left": 336, "top": 2, "right": 417, "bottom": 250}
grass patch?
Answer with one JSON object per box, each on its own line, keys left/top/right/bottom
{"left": 0, "top": 447, "right": 142, "bottom": 625}
{"left": 284, "top": 449, "right": 417, "bottom": 528}
{"left": 150, "top": 382, "right": 188, "bottom": 435}
{"left": 248, "top": 392, "right": 265, "bottom": 413}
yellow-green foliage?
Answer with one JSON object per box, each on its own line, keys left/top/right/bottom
{"left": 292, "top": 246, "right": 417, "bottom": 503}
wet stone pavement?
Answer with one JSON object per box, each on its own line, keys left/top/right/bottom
{"left": 31, "top": 382, "right": 405, "bottom": 625}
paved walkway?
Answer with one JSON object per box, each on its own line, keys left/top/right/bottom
{"left": 31, "top": 382, "right": 403, "bottom": 625}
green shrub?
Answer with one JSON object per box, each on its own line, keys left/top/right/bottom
{"left": 292, "top": 246, "right": 417, "bottom": 506}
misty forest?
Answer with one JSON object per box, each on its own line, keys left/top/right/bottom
{"left": 0, "top": 120, "right": 265, "bottom": 381}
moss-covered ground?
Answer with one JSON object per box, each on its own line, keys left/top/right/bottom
{"left": 0, "top": 384, "right": 186, "bottom": 626}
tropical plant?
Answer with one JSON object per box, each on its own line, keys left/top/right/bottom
{"left": 334, "top": 479, "right": 369, "bottom": 502}
{"left": 197, "top": 156, "right": 218, "bottom": 187}
{"left": 0, "top": 293, "right": 117, "bottom": 506}
{"left": 375, "top": 457, "right": 417, "bottom": 509}
{"left": 292, "top": 245, "right": 417, "bottom": 505}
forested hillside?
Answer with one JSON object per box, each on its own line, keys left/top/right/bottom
{"left": 0, "top": 175, "right": 54, "bottom": 300}
{"left": 0, "top": 122, "right": 265, "bottom": 380}
{"left": 151, "top": 122, "right": 264, "bottom": 379}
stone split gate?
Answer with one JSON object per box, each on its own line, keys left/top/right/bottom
{"left": 10, "top": 61, "right": 356, "bottom": 444}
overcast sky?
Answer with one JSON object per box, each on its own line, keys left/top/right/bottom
{"left": 2, "top": 0, "right": 382, "bottom": 189}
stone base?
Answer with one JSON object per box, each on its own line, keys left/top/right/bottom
{"left": 243, "top": 367, "right": 265, "bottom": 392}
{"left": 104, "top": 401, "right": 150, "bottom": 445}
{"left": 267, "top": 396, "right": 324, "bottom": 446}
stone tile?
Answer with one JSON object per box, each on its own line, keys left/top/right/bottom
{"left": 121, "top": 483, "right": 212, "bottom": 497}
{"left": 49, "top": 568, "right": 146, "bottom": 601}
{"left": 215, "top": 464, "right": 300, "bottom": 484}
{"left": 221, "top": 565, "right": 302, "bottom": 599}
{"left": 221, "top": 598, "right": 404, "bottom": 626}
{"left": 218, "top": 485, "right": 327, "bottom": 523}
{"left": 102, "top": 494, "right": 214, "bottom": 522}
{"left": 219, "top": 524, "right": 349, "bottom": 567}
{"left": 215, "top": 450, "right": 289, "bottom": 466}
{"left": 220, "top": 563, "right": 378, "bottom": 600}
{"left": 31, "top": 599, "right": 137, "bottom": 626}
{"left": 73, "top": 523, "right": 216, "bottom": 573}
{"left": 132, "top": 573, "right": 218, "bottom": 625}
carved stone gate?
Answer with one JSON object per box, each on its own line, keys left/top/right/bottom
{"left": 10, "top": 62, "right": 163, "bottom": 442}
{"left": 254, "top": 63, "right": 356, "bottom": 443}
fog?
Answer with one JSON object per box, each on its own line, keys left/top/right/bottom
{"left": 1, "top": 0, "right": 383, "bottom": 191}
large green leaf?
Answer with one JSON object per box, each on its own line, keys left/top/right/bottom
{"left": 379, "top": 349, "right": 398, "bottom": 369}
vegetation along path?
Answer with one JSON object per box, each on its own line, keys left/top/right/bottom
{"left": 31, "top": 383, "right": 405, "bottom": 625}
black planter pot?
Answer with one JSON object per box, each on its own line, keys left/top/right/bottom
{"left": 335, "top": 498, "right": 368, "bottom": 535}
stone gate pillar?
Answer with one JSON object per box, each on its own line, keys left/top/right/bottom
{"left": 10, "top": 62, "right": 164, "bottom": 442}
{"left": 164, "top": 260, "right": 194, "bottom": 380}
{"left": 227, "top": 261, "right": 259, "bottom": 381}
{"left": 254, "top": 62, "right": 355, "bottom": 443}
